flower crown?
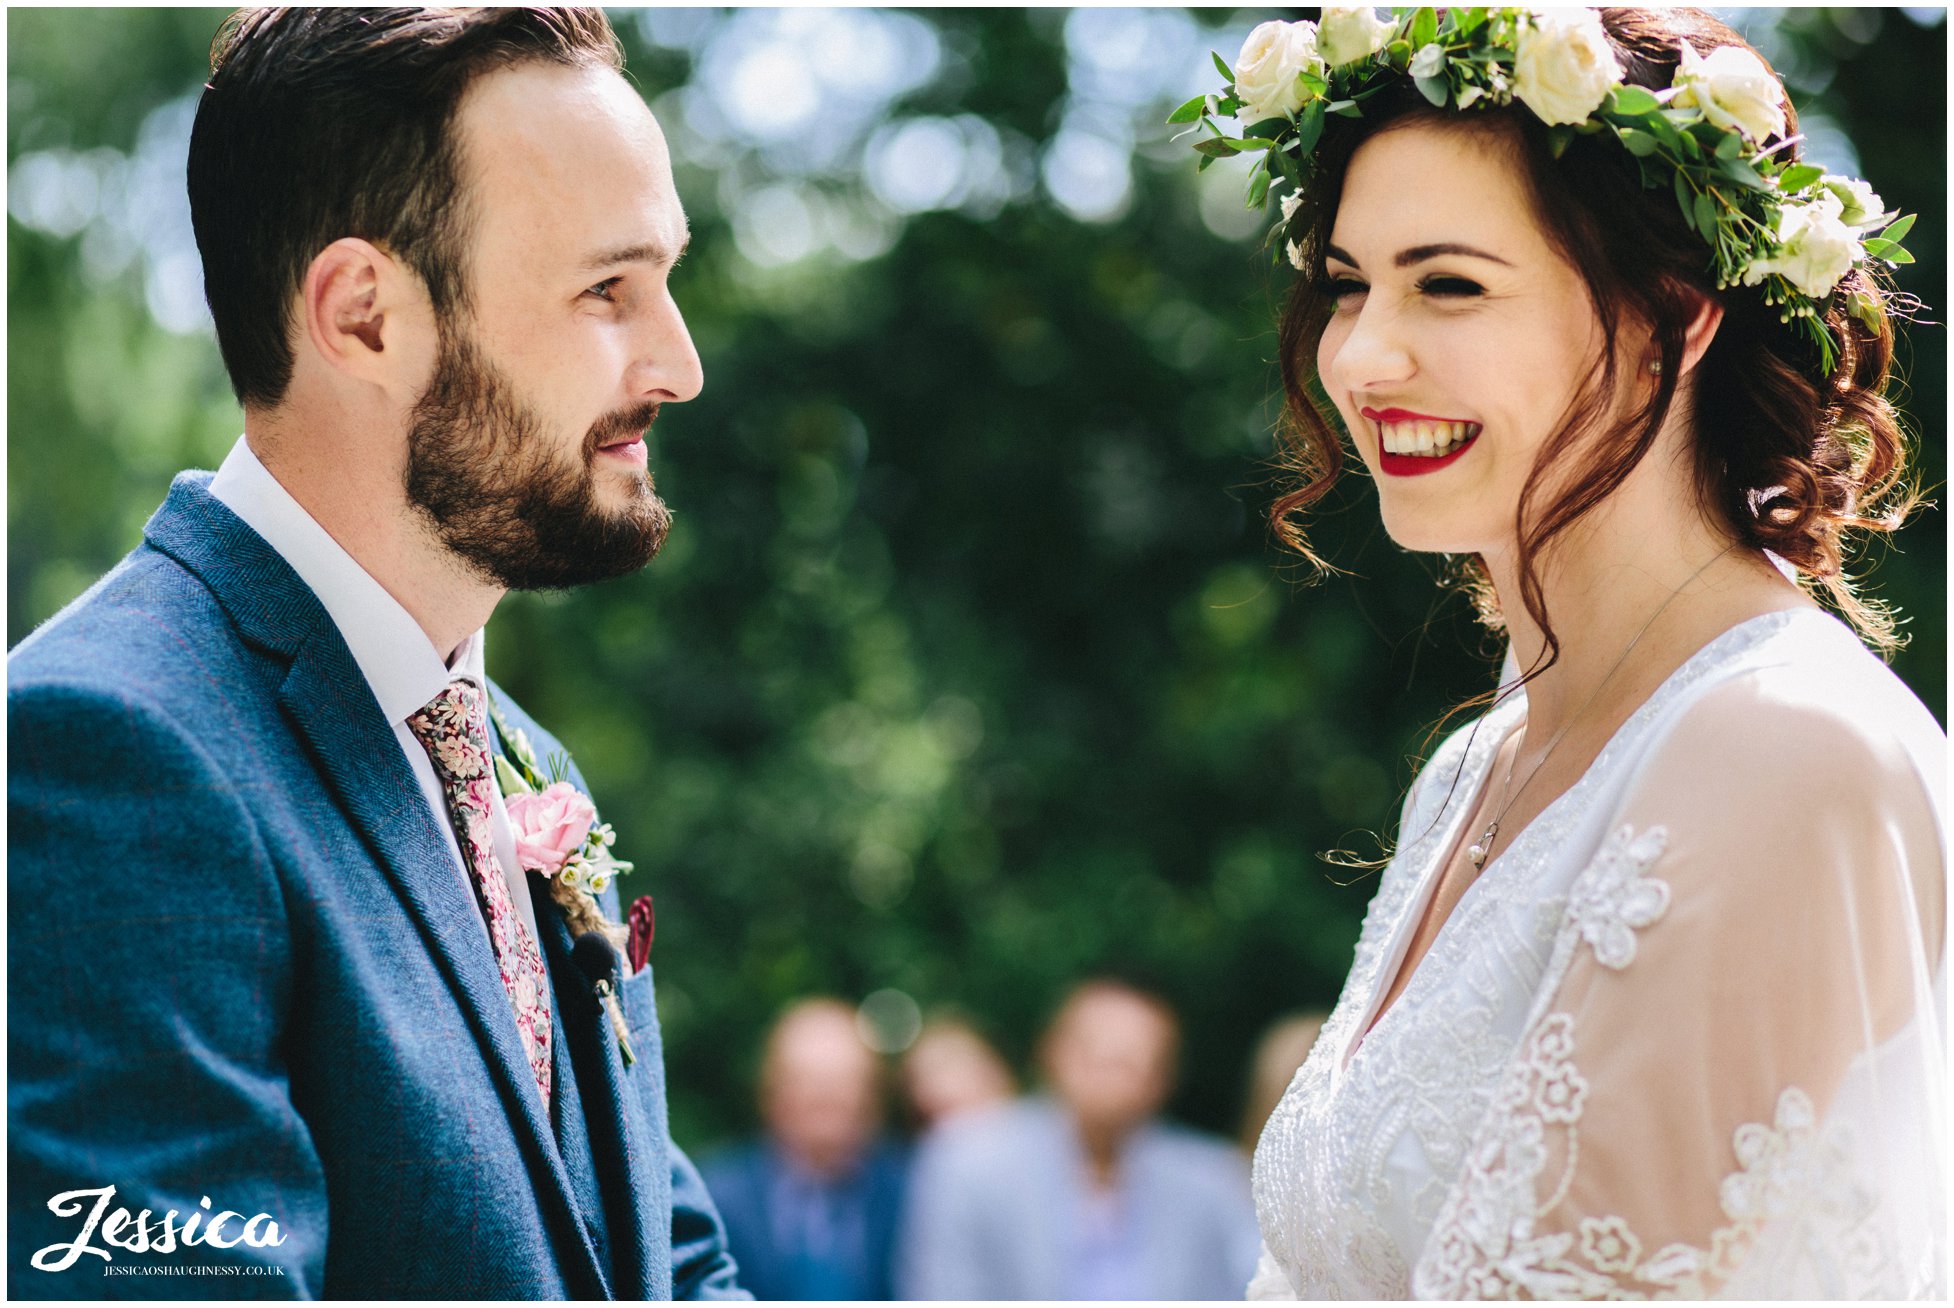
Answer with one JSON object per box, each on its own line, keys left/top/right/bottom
{"left": 1172, "top": 7, "right": 1915, "bottom": 373}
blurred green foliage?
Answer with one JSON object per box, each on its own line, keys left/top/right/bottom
{"left": 9, "top": 7, "right": 1944, "bottom": 1150}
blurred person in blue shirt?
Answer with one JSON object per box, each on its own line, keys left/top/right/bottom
{"left": 700, "top": 999, "right": 906, "bottom": 1300}
{"left": 896, "top": 978, "right": 1260, "bottom": 1299}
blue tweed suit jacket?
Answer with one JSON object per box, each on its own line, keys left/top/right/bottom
{"left": 8, "top": 474, "right": 746, "bottom": 1300}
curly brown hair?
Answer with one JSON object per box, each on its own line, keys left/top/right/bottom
{"left": 1271, "top": 7, "right": 1919, "bottom": 679}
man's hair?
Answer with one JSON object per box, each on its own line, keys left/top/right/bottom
{"left": 187, "top": 7, "right": 623, "bottom": 408}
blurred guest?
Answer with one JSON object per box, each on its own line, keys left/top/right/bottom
{"left": 897, "top": 979, "right": 1260, "bottom": 1299}
{"left": 1237, "top": 1011, "right": 1329, "bottom": 1153}
{"left": 901, "top": 1017, "right": 1015, "bottom": 1130}
{"left": 700, "top": 999, "right": 906, "bottom": 1300}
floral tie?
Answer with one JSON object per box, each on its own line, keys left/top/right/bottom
{"left": 407, "top": 680, "right": 552, "bottom": 1108}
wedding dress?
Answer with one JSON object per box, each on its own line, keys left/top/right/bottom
{"left": 1249, "top": 607, "right": 1945, "bottom": 1299}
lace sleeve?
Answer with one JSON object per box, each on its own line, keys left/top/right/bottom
{"left": 1246, "top": 1239, "right": 1298, "bottom": 1299}
{"left": 1412, "top": 676, "right": 1946, "bottom": 1299}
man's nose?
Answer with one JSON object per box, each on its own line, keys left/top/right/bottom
{"left": 628, "top": 289, "right": 704, "bottom": 403}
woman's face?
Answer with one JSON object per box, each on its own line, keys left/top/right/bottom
{"left": 1316, "top": 119, "right": 1608, "bottom": 556}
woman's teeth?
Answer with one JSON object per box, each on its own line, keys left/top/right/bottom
{"left": 1380, "top": 419, "right": 1480, "bottom": 456}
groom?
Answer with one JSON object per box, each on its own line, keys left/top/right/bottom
{"left": 9, "top": 8, "right": 745, "bottom": 1299}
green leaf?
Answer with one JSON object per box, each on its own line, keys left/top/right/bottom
{"left": 1777, "top": 163, "right": 1824, "bottom": 191}
{"left": 1248, "top": 168, "right": 1271, "bottom": 209}
{"left": 1167, "top": 94, "right": 1207, "bottom": 126}
{"left": 1292, "top": 101, "right": 1327, "bottom": 155}
{"left": 1212, "top": 50, "right": 1235, "bottom": 83}
{"left": 1880, "top": 213, "right": 1916, "bottom": 244}
{"left": 1716, "top": 155, "right": 1767, "bottom": 191}
{"left": 1410, "top": 7, "right": 1439, "bottom": 48}
{"left": 1642, "top": 113, "right": 1684, "bottom": 154}
{"left": 1714, "top": 130, "right": 1742, "bottom": 161}
{"left": 1694, "top": 189, "right": 1719, "bottom": 239}
{"left": 494, "top": 754, "right": 535, "bottom": 797}
{"left": 1227, "top": 136, "right": 1274, "bottom": 152}
{"left": 1546, "top": 124, "right": 1575, "bottom": 158}
{"left": 1609, "top": 85, "right": 1660, "bottom": 116}
{"left": 1861, "top": 237, "right": 1895, "bottom": 258}
{"left": 1673, "top": 171, "right": 1694, "bottom": 228}
{"left": 1197, "top": 153, "right": 1215, "bottom": 173}
{"left": 1270, "top": 141, "right": 1303, "bottom": 187}
{"left": 1414, "top": 73, "right": 1449, "bottom": 107}
{"left": 1617, "top": 127, "right": 1659, "bottom": 157}
{"left": 1193, "top": 137, "right": 1242, "bottom": 158}
{"left": 1882, "top": 246, "right": 1916, "bottom": 266}
{"left": 1326, "top": 98, "right": 1362, "bottom": 118}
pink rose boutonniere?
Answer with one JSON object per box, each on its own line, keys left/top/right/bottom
{"left": 507, "top": 783, "right": 597, "bottom": 875}
{"left": 486, "top": 698, "right": 636, "bottom": 925}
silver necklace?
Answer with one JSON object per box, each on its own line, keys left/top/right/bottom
{"left": 1466, "top": 545, "right": 1734, "bottom": 871}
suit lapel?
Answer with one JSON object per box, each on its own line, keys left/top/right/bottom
{"left": 533, "top": 890, "right": 659, "bottom": 1298}
{"left": 145, "top": 474, "right": 609, "bottom": 1298}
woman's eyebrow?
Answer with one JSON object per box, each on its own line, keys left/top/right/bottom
{"left": 1324, "top": 241, "right": 1515, "bottom": 268}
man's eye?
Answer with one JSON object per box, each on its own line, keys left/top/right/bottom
{"left": 1419, "top": 275, "right": 1484, "bottom": 298}
{"left": 585, "top": 277, "right": 623, "bottom": 302}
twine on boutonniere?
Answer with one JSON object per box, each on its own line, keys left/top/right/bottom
{"left": 486, "top": 697, "right": 632, "bottom": 958}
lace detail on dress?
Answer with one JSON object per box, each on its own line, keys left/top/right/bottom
{"left": 1412, "top": 1014, "right": 1890, "bottom": 1298}
{"left": 1566, "top": 825, "right": 1670, "bottom": 969}
{"left": 1248, "top": 611, "right": 1893, "bottom": 1299}
{"left": 1252, "top": 699, "right": 1540, "bottom": 1297}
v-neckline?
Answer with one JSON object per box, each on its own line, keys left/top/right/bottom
{"left": 1334, "top": 606, "right": 1818, "bottom": 1076}
{"left": 1339, "top": 699, "right": 1524, "bottom": 1074}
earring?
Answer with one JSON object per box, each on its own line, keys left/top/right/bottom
{"left": 1647, "top": 358, "right": 1663, "bottom": 375}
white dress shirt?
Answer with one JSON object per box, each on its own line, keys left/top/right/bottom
{"left": 208, "top": 435, "right": 544, "bottom": 949}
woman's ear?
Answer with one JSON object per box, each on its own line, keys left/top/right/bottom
{"left": 1676, "top": 287, "right": 1725, "bottom": 378}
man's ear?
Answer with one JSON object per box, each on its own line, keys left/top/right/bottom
{"left": 299, "top": 237, "right": 428, "bottom": 399}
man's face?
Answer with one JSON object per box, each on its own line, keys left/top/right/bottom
{"left": 761, "top": 1008, "right": 882, "bottom": 1178}
{"left": 1044, "top": 988, "right": 1176, "bottom": 1140}
{"left": 405, "top": 61, "right": 702, "bottom": 590}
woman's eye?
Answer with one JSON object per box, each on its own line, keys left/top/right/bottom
{"left": 1321, "top": 276, "right": 1368, "bottom": 303}
{"left": 1419, "top": 275, "right": 1484, "bottom": 298}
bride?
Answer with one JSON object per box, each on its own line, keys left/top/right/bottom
{"left": 1180, "top": 7, "right": 1945, "bottom": 1298}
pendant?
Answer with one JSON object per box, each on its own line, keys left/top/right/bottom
{"left": 1468, "top": 821, "right": 1498, "bottom": 870}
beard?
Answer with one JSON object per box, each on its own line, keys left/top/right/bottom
{"left": 403, "top": 324, "right": 672, "bottom": 591}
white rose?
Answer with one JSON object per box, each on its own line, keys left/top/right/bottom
{"left": 1285, "top": 239, "right": 1306, "bottom": 271}
{"left": 1279, "top": 190, "right": 1303, "bottom": 223}
{"left": 1235, "top": 20, "right": 1324, "bottom": 123}
{"left": 1318, "top": 7, "right": 1394, "bottom": 68}
{"left": 1513, "top": 8, "right": 1624, "bottom": 126}
{"left": 1740, "top": 192, "right": 1860, "bottom": 299}
{"left": 1671, "top": 41, "right": 1786, "bottom": 142}
{"left": 1819, "top": 174, "right": 1884, "bottom": 229}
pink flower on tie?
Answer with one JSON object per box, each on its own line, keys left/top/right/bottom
{"left": 433, "top": 735, "right": 483, "bottom": 780}
{"left": 506, "top": 782, "right": 598, "bottom": 875}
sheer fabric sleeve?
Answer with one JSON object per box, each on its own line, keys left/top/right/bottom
{"left": 1411, "top": 675, "right": 1946, "bottom": 1299}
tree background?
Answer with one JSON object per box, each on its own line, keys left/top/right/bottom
{"left": 9, "top": 7, "right": 1945, "bottom": 1152}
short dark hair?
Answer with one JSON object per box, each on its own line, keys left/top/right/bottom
{"left": 187, "top": 7, "right": 623, "bottom": 408}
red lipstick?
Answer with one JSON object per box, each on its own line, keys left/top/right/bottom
{"left": 1359, "top": 406, "right": 1482, "bottom": 479}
